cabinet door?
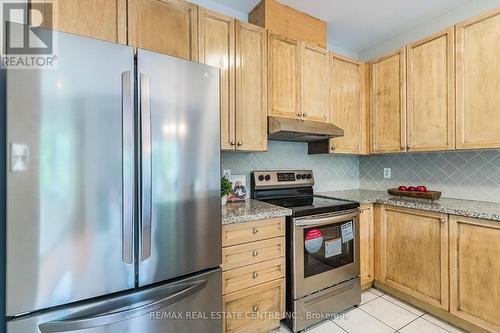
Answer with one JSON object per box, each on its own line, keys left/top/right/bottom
{"left": 128, "top": 0, "right": 198, "bottom": 60}
{"left": 450, "top": 216, "right": 500, "bottom": 332}
{"left": 301, "top": 44, "right": 329, "bottom": 123}
{"left": 407, "top": 29, "right": 455, "bottom": 152}
{"left": 268, "top": 33, "right": 301, "bottom": 120}
{"left": 376, "top": 206, "right": 449, "bottom": 310}
{"left": 370, "top": 48, "right": 406, "bottom": 153}
{"left": 330, "top": 54, "right": 368, "bottom": 154}
{"left": 359, "top": 204, "right": 374, "bottom": 289}
{"left": 32, "top": 0, "right": 127, "bottom": 43}
{"left": 235, "top": 21, "right": 268, "bottom": 151}
{"left": 456, "top": 8, "right": 500, "bottom": 149}
{"left": 198, "top": 8, "right": 235, "bottom": 150}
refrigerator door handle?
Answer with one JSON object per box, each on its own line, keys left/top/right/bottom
{"left": 140, "top": 73, "right": 152, "bottom": 261}
{"left": 122, "top": 71, "right": 134, "bottom": 265}
{"left": 38, "top": 279, "right": 208, "bottom": 333}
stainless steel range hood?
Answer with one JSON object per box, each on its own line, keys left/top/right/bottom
{"left": 268, "top": 116, "right": 344, "bottom": 142}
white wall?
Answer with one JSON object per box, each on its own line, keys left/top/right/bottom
{"left": 359, "top": 0, "right": 500, "bottom": 61}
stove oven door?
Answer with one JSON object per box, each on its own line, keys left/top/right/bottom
{"left": 293, "top": 209, "right": 360, "bottom": 299}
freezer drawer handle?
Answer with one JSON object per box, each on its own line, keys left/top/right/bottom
{"left": 140, "top": 73, "right": 152, "bottom": 261}
{"left": 38, "top": 279, "right": 208, "bottom": 333}
{"left": 121, "top": 71, "right": 134, "bottom": 264}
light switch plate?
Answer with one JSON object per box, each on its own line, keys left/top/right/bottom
{"left": 383, "top": 168, "right": 391, "bottom": 179}
{"left": 11, "top": 143, "right": 29, "bottom": 172}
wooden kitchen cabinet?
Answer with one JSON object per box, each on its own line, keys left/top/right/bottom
{"left": 300, "top": 44, "right": 329, "bottom": 123}
{"left": 376, "top": 206, "right": 449, "bottom": 310}
{"left": 456, "top": 8, "right": 500, "bottom": 150}
{"left": 235, "top": 21, "right": 268, "bottom": 151}
{"left": 329, "top": 54, "right": 369, "bottom": 154}
{"left": 359, "top": 204, "right": 374, "bottom": 289}
{"left": 198, "top": 9, "right": 235, "bottom": 150}
{"left": 128, "top": 0, "right": 198, "bottom": 60}
{"left": 407, "top": 28, "right": 455, "bottom": 152}
{"left": 32, "top": 0, "right": 127, "bottom": 44}
{"left": 222, "top": 217, "right": 285, "bottom": 333}
{"left": 268, "top": 32, "right": 301, "bottom": 120}
{"left": 370, "top": 48, "right": 406, "bottom": 154}
{"left": 449, "top": 216, "right": 500, "bottom": 332}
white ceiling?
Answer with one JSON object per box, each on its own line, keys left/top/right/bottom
{"left": 208, "top": 0, "right": 472, "bottom": 53}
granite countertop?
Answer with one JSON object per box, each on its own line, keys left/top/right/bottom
{"left": 317, "top": 189, "right": 500, "bottom": 223}
{"left": 222, "top": 199, "right": 293, "bottom": 225}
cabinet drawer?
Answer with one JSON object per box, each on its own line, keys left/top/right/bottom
{"left": 222, "top": 237, "right": 285, "bottom": 271}
{"left": 222, "top": 218, "right": 285, "bottom": 247}
{"left": 222, "top": 258, "right": 285, "bottom": 295}
{"left": 223, "top": 279, "right": 284, "bottom": 333}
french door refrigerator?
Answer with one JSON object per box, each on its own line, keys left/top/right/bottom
{"left": 4, "top": 29, "right": 221, "bottom": 332}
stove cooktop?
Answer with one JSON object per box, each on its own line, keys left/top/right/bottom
{"left": 263, "top": 196, "right": 359, "bottom": 217}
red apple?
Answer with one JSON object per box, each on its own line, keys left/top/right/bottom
{"left": 398, "top": 186, "right": 408, "bottom": 191}
{"left": 408, "top": 186, "right": 417, "bottom": 191}
{"left": 417, "top": 186, "right": 427, "bottom": 192}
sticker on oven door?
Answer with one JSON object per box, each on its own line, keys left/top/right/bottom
{"left": 305, "top": 229, "right": 323, "bottom": 254}
{"left": 341, "top": 221, "right": 354, "bottom": 243}
{"left": 325, "top": 238, "right": 342, "bottom": 257}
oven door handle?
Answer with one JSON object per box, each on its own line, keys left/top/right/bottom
{"left": 295, "top": 210, "right": 359, "bottom": 228}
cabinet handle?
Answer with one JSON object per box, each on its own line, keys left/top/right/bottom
{"left": 230, "top": 141, "right": 236, "bottom": 146}
{"left": 252, "top": 250, "right": 259, "bottom": 257}
{"left": 252, "top": 305, "right": 259, "bottom": 312}
{"left": 237, "top": 141, "right": 243, "bottom": 146}
{"left": 440, "top": 218, "right": 446, "bottom": 223}
{"left": 252, "top": 272, "right": 259, "bottom": 279}
{"left": 252, "top": 228, "right": 259, "bottom": 234}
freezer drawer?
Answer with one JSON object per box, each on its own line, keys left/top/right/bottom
{"left": 8, "top": 269, "right": 222, "bottom": 333}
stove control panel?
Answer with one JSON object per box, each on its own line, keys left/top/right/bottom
{"left": 251, "top": 170, "right": 314, "bottom": 189}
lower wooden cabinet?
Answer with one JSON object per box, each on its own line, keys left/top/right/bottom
{"left": 375, "top": 206, "right": 449, "bottom": 310}
{"left": 449, "top": 216, "right": 500, "bottom": 332}
{"left": 359, "top": 204, "right": 374, "bottom": 289}
{"left": 221, "top": 217, "right": 286, "bottom": 333}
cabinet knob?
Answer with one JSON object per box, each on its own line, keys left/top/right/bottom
{"left": 303, "top": 113, "right": 308, "bottom": 117}
{"left": 400, "top": 145, "right": 405, "bottom": 150}
{"left": 440, "top": 218, "right": 446, "bottom": 223}
{"left": 252, "top": 250, "right": 259, "bottom": 257}
{"left": 252, "top": 228, "right": 259, "bottom": 234}
{"left": 407, "top": 144, "right": 412, "bottom": 149}
{"left": 252, "top": 305, "right": 259, "bottom": 312}
{"left": 237, "top": 141, "right": 243, "bottom": 146}
{"left": 230, "top": 141, "right": 236, "bottom": 146}
{"left": 297, "top": 113, "right": 303, "bottom": 117}
{"left": 252, "top": 271, "right": 259, "bottom": 279}
{"left": 330, "top": 146, "right": 336, "bottom": 151}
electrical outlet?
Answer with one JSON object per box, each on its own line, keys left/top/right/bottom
{"left": 383, "top": 168, "right": 391, "bottom": 179}
{"left": 223, "top": 170, "right": 231, "bottom": 177}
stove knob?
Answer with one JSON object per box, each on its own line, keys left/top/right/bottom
{"left": 258, "top": 175, "right": 265, "bottom": 181}
{"left": 301, "top": 174, "right": 307, "bottom": 179}
{"left": 306, "top": 174, "right": 312, "bottom": 179}
{"left": 265, "top": 175, "right": 271, "bottom": 181}
{"left": 296, "top": 174, "right": 302, "bottom": 180}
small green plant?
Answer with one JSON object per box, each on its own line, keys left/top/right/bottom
{"left": 221, "top": 176, "right": 232, "bottom": 198}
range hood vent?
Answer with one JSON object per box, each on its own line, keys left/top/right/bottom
{"left": 268, "top": 116, "right": 344, "bottom": 142}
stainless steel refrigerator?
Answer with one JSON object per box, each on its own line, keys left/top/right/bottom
{"left": 3, "top": 29, "right": 221, "bottom": 332}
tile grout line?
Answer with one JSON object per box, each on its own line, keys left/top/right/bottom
{"left": 395, "top": 312, "right": 426, "bottom": 332}
{"left": 420, "top": 315, "right": 464, "bottom": 333}
{"left": 358, "top": 306, "right": 401, "bottom": 331}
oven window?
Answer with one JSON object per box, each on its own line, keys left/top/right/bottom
{"left": 303, "top": 220, "right": 355, "bottom": 278}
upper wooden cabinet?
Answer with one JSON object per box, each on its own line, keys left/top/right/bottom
{"left": 330, "top": 54, "right": 368, "bottom": 154}
{"left": 128, "top": 0, "right": 198, "bottom": 60}
{"left": 235, "top": 21, "right": 268, "bottom": 151}
{"left": 33, "top": 0, "right": 127, "bottom": 44}
{"left": 300, "top": 44, "right": 329, "bottom": 123}
{"left": 370, "top": 48, "right": 406, "bottom": 154}
{"left": 268, "top": 33, "right": 301, "bottom": 120}
{"left": 456, "top": 8, "right": 500, "bottom": 149}
{"left": 376, "top": 206, "right": 449, "bottom": 310}
{"left": 449, "top": 216, "right": 500, "bottom": 332}
{"left": 407, "top": 29, "right": 455, "bottom": 152}
{"left": 198, "top": 9, "right": 235, "bottom": 150}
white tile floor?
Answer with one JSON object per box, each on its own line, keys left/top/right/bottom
{"left": 274, "top": 288, "right": 468, "bottom": 333}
